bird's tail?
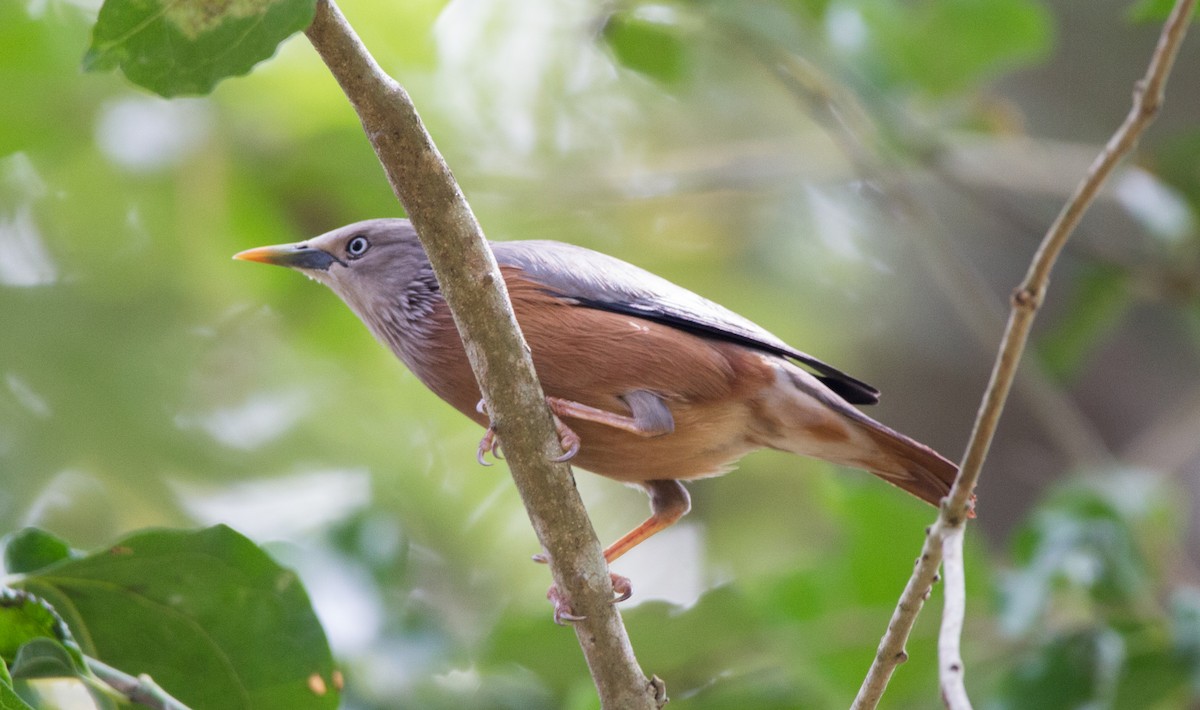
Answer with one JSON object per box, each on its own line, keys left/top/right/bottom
{"left": 764, "top": 361, "right": 967, "bottom": 513}
{"left": 851, "top": 416, "right": 961, "bottom": 509}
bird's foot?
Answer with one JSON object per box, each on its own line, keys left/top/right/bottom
{"left": 610, "top": 571, "right": 633, "bottom": 603}
{"left": 547, "top": 585, "right": 586, "bottom": 625}
{"left": 549, "top": 412, "right": 581, "bottom": 462}
{"left": 476, "top": 425, "right": 503, "bottom": 466}
{"left": 473, "top": 398, "right": 580, "bottom": 464}
{"left": 545, "top": 572, "right": 633, "bottom": 625}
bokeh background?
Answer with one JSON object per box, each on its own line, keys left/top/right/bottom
{"left": 4, "top": 0, "right": 1200, "bottom": 707}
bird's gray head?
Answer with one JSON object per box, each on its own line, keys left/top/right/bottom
{"left": 234, "top": 218, "right": 441, "bottom": 359}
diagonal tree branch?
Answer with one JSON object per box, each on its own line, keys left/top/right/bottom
{"left": 853, "top": 1, "right": 1196, "bottom": 708}
{"left": 302, "top": 2, "right": 661, "bottom": 708}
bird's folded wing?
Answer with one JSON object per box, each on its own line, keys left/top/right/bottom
{"left": 492, "top": 240, "right": 880, "bottom": 405}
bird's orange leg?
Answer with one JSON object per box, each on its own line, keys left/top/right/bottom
{"left": 602, "top": 479, "right": 691, "bottom": 564}
{"left": 542, "top": 480, "right": 690, "bottom": 624}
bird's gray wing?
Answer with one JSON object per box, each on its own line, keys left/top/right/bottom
{"left": 492, "top": 239, "right": 880, "bottom": 405}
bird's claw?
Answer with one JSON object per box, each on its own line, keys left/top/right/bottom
{"left": 547, "top": 585, "right": 586, "bottom": 625}
{"left": 609, "top": 572, "right": 633, "bottom": 604}
{"left": 546, "top": 572, "right": 633, "bottom": 624}
{"left": 476, "top": 426, "right": 503, "bottom": 466}
{"left": 550, "top": 415, "right": 581, "bottom": 462}
{"left": 475, "top": 399, "right": 580, "bottom": 465}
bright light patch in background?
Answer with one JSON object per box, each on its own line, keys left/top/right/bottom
{"left": 826, "top": 3, "right": 869, "bottom": 54}
{"left": 95, "top": 97, "right": 212, "bottom": 172}
{"left": 174, "top": 389, "right": 310, "bottom": 450}
{"left": 1113, "top": 167, "right": 1195, "bottom": 245}
{"left": 174, "top": 468, "right": 372, "bottom": 539}
{"left": 806, "top": 184, "right": 865, "bottom": 262}
{"left": 0, "top": 154, "right": 57, "bottom": 288}
{"left": 5, "top": 373, "right": 52, "bottom": 419}
{"left": 611, "top": 523, "right": 706, "bottom": 609}
{"left": 433, "top": 0, "right": 628, "bottom": 166}
{"left": 23, "top": 0, "right": 102, "bottom": 18}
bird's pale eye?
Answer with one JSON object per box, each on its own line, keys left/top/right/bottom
{"left": 346, "top": 235, "right": 370, "bottom": 258}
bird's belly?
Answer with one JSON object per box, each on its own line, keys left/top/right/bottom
{"left": 566, "top": 399, "right": 763, "bottom": 482}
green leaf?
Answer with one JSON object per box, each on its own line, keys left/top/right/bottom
{"left": 602, "top": 9, "right": 688, "bottom": 85}
{"left": 0, "top": 590, "right": 70, "bottom": 663}
{"left": 9, "top": 638, "right": 83, "bottom": 680}
{"left": 17, "top": 525, "right": 338, "bottom": 710}
{"left": 3, "top": 528, "right": 77, "bottom": 575}
{"left": 84, "top": 0, "right": 318, "bottom": 97}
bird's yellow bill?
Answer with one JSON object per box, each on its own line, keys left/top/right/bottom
{"left": 233, "top": 245, "right": 292, "bottom": 264}
{"left": 233, "top": 243, "right": 336, "bottom": 271}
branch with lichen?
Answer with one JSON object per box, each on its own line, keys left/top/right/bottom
{"left": 301, "top": 2, "right": 662, "bottom": 708}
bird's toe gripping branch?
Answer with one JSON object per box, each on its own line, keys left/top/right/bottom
{"left": 546, "top": 571, "right": 635, "bottom": 625}
{"left": 476, "top": 425, "right": 503, "bottom": 466}
{"left": 474, "top": 398, "right": 581, "bottom": 466}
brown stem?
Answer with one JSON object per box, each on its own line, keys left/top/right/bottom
{"left": 853, "top": 1, "right": 1196, "bottom": 707}
{"left": 302, "top": 2, "right": 660, "bottom": 707}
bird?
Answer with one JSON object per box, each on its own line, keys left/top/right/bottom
{"left": 235, "top": 218, "right": 962, "bottom": 621}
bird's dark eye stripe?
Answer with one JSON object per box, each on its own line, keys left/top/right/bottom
{"left": 347, "top": 236, "right": 369, "bottom": 257}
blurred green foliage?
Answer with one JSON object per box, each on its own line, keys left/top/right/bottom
{"left": 4, "top": 0, "right": 1200, "bottom": 707}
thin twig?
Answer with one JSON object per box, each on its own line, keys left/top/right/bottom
{"left": 302, "top": 2, "right": 660, "bottom": 708}
{"left": 86, "top": 658, "right": 192, "bottom": 710}
{"left": 852, "top": 1, "right": 1195, "bottom": 707}
{"left": 937, "top": 527, "right": 969, "bottom": 710}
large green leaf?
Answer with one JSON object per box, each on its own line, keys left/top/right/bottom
{"left": 17, "top": 525, "right": 338, "bottom": 710}
{"left": 84, "top": 0, "right": 318, "bottom": 97}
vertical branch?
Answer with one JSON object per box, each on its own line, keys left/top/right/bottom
{"left": 937, "top": 527, "right": 969, "bottom": 709}
{"left": 302, "top": 2, "right": 661, "bottom": 708}
{"left": 853, "top": 0, "right": 1196, "bottom": 707}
